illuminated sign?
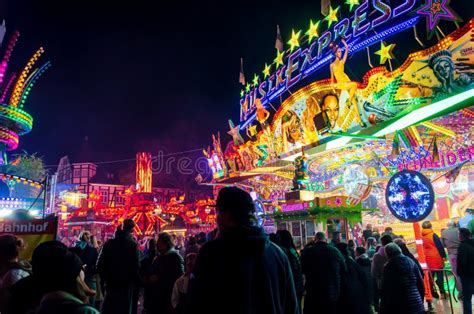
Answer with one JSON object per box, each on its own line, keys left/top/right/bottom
{"left": 240, "top": 0, "right": 419, "bottom": 125}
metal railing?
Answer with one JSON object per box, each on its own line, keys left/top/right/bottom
{"left": 425, "top": 268, "right": 459, "bottom": 314}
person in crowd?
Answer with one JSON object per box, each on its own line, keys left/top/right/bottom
{"left": 171, "top": 253, "right": 197, "bottom": 314}
{"left": 457, "top": 228, "right": 474, "bottom": 314}
{"left": 380, "top": 243, "right": 424, "bottom": 314}
{"left": 186, "top": 187, "right": 299, "bottom": 314}
{"left": 175, "top": 235, "right": 186, "bottom": 258}
{"left": 185, "top": 236, "right": 200, "bottom": 256}
{"left": 277, "top": 230, "right": 304, "bottom": 310}
{"left": 365, "top": 237, "right": 377, "bottom": 259}
{"left": 7, "top": 241, "right": 65, "bottom": 313}
{"left": 145, "top": 232, "right": 184, "bottom": 314}
{"left": 347, "top": 239, "right": 356, "bottom": 260}
{"left": 301, "top": 231, "right": 346, "bottom": 313}
{"left": 335, "top": 243, "right": 370, "bottom": 314}
{"left": 421, "top": 220, "right": 447, "bottom": 298}
{"left": 90, "top": 235, "right": 103, "bottom": 310}
{"left": 35, "top": 243, "right": 99, "bottom": 314}
{"left": 140, "top": 238, "right": 157, "bottom": 312}
{"left": 372, "top": 228, "right": 381, "bottom": 243}
{"left": 371, "top": 234, "right": 393, "bottom": 311}
{"left": 382, "top": 227, "right": 396, "bottom": 239}
{"left": 355, "top": 247, "right": 373, "bottom": 309}
{"left": 362, "top": 224, "right": 373, "bottom": 244}
{"left": 70, "top": 231, "right": 99, "bottom": 306}
{"left": 331, "top": 231, "right": 341, "bottom": 246}
{"left": 393, "top": 238, "right": 423, "bottom": 276}
{"left": 0, "top": 234, "right": 31, "bottom": 312}
{"left": 269, "top": 233, "right": 281, "bottom": 246}
{"left": 196, "top": 232, "right": 207, "bottom": 246}
{"left": 441, "top": 220, "right": 462, "bottom": 293}
{"left": 97, "top": 220, "right": 140, "bottom": 314}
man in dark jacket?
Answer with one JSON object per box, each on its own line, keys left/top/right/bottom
{"left": 301, "top": 231, "right": 346, "bottom": 314}
{"left": 145, "top": 232, "right": 184, "bottom": 314}
{"left": 186, "top": 187, "right": 299, "bottom": 314}
{"left": 457, "top": 228, "right": 474, "bottom": 314}
{"left": 355, "top": 247, "right": 373, "bottom": 308}
{"left": 70, "top": 231, "right": 99, "bottom": 306}
{"left": 380, "top": 243, "right": 424, "bottom": 314}
{"left": 97, "top": 219, "right": 140, "bottom": 314}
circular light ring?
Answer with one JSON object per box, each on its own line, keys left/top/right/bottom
{"left": 0, "top": 104, "right": 33, "bottom": 134}
{"left": 0, "top": 127, "right": 19, "bottom": 150}
{"left": 385, "top": 170, "right": 435, "bottom": 223}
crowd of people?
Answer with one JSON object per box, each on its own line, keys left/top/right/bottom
{"left": 0, "top": 186, "right": 473, "bottom": 313}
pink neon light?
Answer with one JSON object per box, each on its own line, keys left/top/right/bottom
{"left": 0, "top": 73, "right": 17, "bottom": 103}
{"left": 0, "top": 31, "right": 20, "bottom": 88}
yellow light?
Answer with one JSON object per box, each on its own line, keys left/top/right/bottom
{"left": 274, "top": 50, "right": 285, "bottom": 67}
{"left": 325, "top": 6, "right": 340, "bottom": 27}
{"left": 287, "top": 29, "right": 302, "bottom": 52}
{"left": 306, "top": 20, "right": 320, "bottom": 43}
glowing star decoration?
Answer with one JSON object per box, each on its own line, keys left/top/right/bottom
{"left": 274, "top": 50, "right": 285, "bottom": 67}
{"left": 240, "top": 90, "right": 244, "bottom": 97}
{"left": 324, "top": 6, "right": 340, "bottom": 27}
{"left": 252, "top": 74, "right": 259, "bottom": 86}
{"left": 305, "top": 20, "right": 320, "bottom": 43}
{"left": 345, "top": 0, "right": 360, "bottom": 12}
{"left": 417, "top": 0, "right": 459, "bottom": 35}
{"left": 375, "top": 42, "right": 396, "bottom": 64}
{"left": 287, "top": 29, "right": 301, "bottom": 52}
{"left": 227, "top": 119, "right": 244, "bottom": 145}
{"left": 262, "top": 63, "right": 271, "bottom": 79}
{"left": 245, "top": 83, "right": 251, "bottom": 93}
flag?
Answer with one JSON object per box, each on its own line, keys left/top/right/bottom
{"left": 0, "top": 20, "right": 5, "bottom": 46}
{"left": 445, "top": 160, "right": 467, "bottom": 183}
{"left": 321, "top": 0, "right": 331, "bottom": 16}
{"left": 275, "top": 25, "right": 284, "bottom": 52}
{"left": 239, "top": 58, "right": 246, "bottom": 85}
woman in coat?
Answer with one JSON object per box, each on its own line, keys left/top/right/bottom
{"left": 421, "top": 221, "right": 447, "bottom": 298}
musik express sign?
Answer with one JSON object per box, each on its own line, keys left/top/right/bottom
{"left": 240, "top": 0, "right": 419, "bottom": 126}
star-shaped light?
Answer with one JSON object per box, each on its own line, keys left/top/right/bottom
{"left": 345, "top": 0, "right": 360, "bottom": 12}
{"left": 325, "top": 6, "right": 340, "bottom": 27}
{"left": 262, "top": 63, "right": 271, "bottom": 79}
{"left": 417, "top": 0, "right": 459, "bottom": 34}
{"left": 287, "top": 29, "right": 301, "bottom": 52}
{"left": 375, "top": 42, "right": 396, "bottom": 64}
{"left": 245, "top": 83, "right": 251, "bottom": 93}
{"left": 252, "top": 74, "right": 259, "bottom": 86}
{"left": 228, "top": 119, "right": 244, "bottom": 145}
{"left": 274, "top": 50, "right": 285, "bottom": 67}
{"left": 240, "top": 90, "right": 244, "bottom": 98}
{"left": 305, "top": 20, "right": 320, "bottom": 43}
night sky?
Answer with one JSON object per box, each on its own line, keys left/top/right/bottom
{"left": 1, "top": 0, "right": 473, "bottom": 168}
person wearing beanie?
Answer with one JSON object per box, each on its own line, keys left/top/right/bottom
{"left": 186, "top": 187, "right": 299, "bottom": 314}
{"left": 380, "top": 243, "right": 424, "bottom": 314}
{"left": 35, "top": 243, "right": 98, "bottom": 313}
{"left": 98, "top": 218, "right": 140, "bottom": 314}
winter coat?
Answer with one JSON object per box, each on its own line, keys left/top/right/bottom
{"left": 301, "top": 241, "right": 346, "bottom": 314}
{"left": 421, "top": 228, "right": 446, "bottom": 269}
{"left": 441, "top": 227, "right": 460, "bottom": 256}
{"left": 97, "top": 232, "right": 140, "bottom": 289}
{"left": 356, "top": 254, "right": 374, "bottom": 303}
{"left": 371, "top": 246, "right": 388, "bottom": 290}
{"left": 380, "top": 255, "right": 425, "bottom": 314}
{"left": 70, "top": 241, "right": 99, "bottom": 281}
{"left": 186, "top": 226, "right": 299, "bottom": 314}
{"left": 36, "top": 291, "right": 100, "bottom": 314}
{"left": 457, "top": 239, "right": 474, "bottom": 279}
{"left": 146, "top": 249, "right": 184, "bottom": 313}
{"left": 341, "top": 256, "right": 371, "bottom": 314}
{"left": 280, "top": 246, "right": 304, "bottom": 299}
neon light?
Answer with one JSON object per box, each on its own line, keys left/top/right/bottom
{"left": 136, "top": 152, "right": 152, "bottom": 193}
{"left": 371, "top": 0, "right": 392, "bottom": 29}
{"left": 306, "top": 20, "right": 320, "bottom": 43}
{"left": 0, "top": 73, "right": 17, "bottom": 103}
{"left": 287, "top": 29, "right": 302, "bottom": 52}
{"left": 0, "top": 31, "right": 20, "bottom": 87}
{"left": 19, "top": 62, "right": 51, "bottom": 108}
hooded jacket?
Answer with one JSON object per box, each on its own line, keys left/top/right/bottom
{"left": 457, "top": 238, "right": 474, "bottom": 279}
{"left": 186, "top": 226, "right": 299, "bottom": 314}
{"left": 70, "top": 241, "right": 99, "bottom": 281}
{"left": 371, "top": 246, "right": 387, "bottom": 290}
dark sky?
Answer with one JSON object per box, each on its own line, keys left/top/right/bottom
{"left": 1, "top": 0, "right": 329, "bottom": 165}
{"left": 1, "top": 0, "right": 472, "bottom": 167}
